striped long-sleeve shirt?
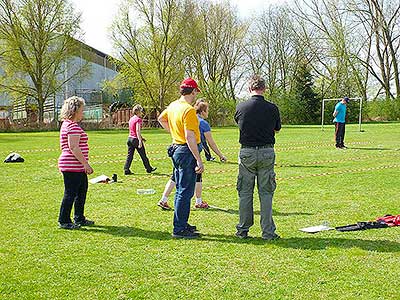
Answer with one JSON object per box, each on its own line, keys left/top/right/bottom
{"left": 58, "top": 119, "right": 89, "bottom": 172}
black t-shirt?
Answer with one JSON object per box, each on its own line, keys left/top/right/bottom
{"left": 234, "top": 95, "right": 281, "bottom": 146}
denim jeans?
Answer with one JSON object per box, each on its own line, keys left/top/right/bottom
{"left": 171, "top": 145, "right": 197, "bottom": 233}
{"left": 124, "top": 137, "right": 152, "bottom": 172}
{"left": 59, "top": 172, "right": 88, "bottom": 224}
{"left": 236, "top": 147, "right": 277, "bottom": 238}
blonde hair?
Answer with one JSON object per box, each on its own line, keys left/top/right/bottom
{"left": 132, "top": 104, "right": 144, "bottom": 115}
{"left": 60, "top": 96, "right": 85, "bottom": 120}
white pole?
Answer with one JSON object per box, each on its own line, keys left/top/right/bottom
{"left": 359, "top": 97, "right": 363, "bottom": 132}
{"left": 321, "top": 99, "right": 325, "bottom": 131}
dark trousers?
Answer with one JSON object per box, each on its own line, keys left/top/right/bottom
{"left": 58, "top": 172, "right": 88, "bottom": 224}
{"left": 201, "top": 139, "right": 212, "bottom": 160}
{"left": 334, "top": 122, "right": 346, "bottom": 147}
{"left": 124, "top": 137, "right": 152, "bottom": 172}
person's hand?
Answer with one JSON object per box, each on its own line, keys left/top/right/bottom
{"left": 138, "top": 140, "right": 143, "bottom": 148}
{"left": 195, "top": 160, "right": 204, "bottom": 174}
{"left": 219, "top": 155, "right": 227, "bottom": 163}
{"left": 84, "top": 162, "right": 93, "bottom": 175}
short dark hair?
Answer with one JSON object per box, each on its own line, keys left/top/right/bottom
{"left": 180, "top": 87, "right": 195, "bottom": 95}
{"left": 249, "top": 75, "right": 266, "bottom": 91}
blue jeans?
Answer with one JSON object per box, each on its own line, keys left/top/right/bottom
{"left": 171, "top": 145, "right": 197, "bottom": 233}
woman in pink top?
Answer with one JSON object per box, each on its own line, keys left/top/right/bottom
{"left": 58, "top": 96, "right": 94, "bottom": 230}
{"left": 124, "top": 104, "right": 156, "bottom": 175}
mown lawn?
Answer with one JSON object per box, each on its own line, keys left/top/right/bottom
{"left": 1, "top": 123, "right": 400, "bottom": 300}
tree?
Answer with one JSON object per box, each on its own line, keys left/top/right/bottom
{"left": 0, "top": 0, "right": 83, "bottom": 123}
{"left": 292, "top": 58, "right": 320, "bottom": 123}
{"left": 349, "top": 0, "right": 400, "bottom": 100}
{"left": 112, "top": 0, "right": 186, "bottom": 110}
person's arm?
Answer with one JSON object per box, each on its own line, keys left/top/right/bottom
{"left": 204, "top": 131, "right": 226, "bottom": 162}
{"left": 275, "top": 107, "right": 281, "bottom": 133}
{"left": 68, "top": 134, "right": 93, "bottom": 174}
{"left": 185, "top": 129, "right": 204, "bottom": 174}
{"left": 333, "top": 110, "right": 338, "bottom": 117}
{"left": 136, "top": 122, "right": 143, "bottom": 148}
{"left": 158, "top": 110, "right": 170, "bottom": 132}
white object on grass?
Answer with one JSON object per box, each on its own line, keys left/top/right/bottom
{"left": 89, "top": 174, "right": 110, "bottom": 184}
{"left": 137, "top": 189, "right": 156, "bottom": 195}
{"left": 299, "top": 224, "right": 334, "bottom": 233}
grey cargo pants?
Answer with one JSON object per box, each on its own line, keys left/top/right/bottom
{"left": 236, "top": 146, "right": 277, "bottom": 239}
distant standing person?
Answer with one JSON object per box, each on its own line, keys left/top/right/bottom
{"left": 234, "top": 75, "right": 281, "bottom": 240}
{"left": 158, "top": 78, "right": 204, "bottom": 238}
{"left": 58, "top": 96, "right": 94, "bottom": 230}
{"left": 124, "top": 104, "right": 157, "bottom": 175}
{"left": 333, "top": 97, "right": 349, "bottom": 149}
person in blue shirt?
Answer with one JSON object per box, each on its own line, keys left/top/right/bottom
{"left": 333, "top": 97, "right": 349, "bottom": 149}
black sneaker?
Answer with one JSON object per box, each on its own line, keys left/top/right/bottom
{"left": 75, "top": 219, "right": 95, "bottom": 226}
{"left": 172, "top": 229, "right": 200, "bottom": 239}
{"left": 146, "top": 167, "right": 157, "bottom": 173}
{"left": 124, "top": 170, "right": 133, "bottom": 175}
{"left": 59, "top": 222, "right": 81, "bottom": 230}
{"left": 186, "top": 224, "right": 197, "bottom": 232}
{"left": 262, "top": 234, "right": 281, "bottom": 241}
{"left": 235, "top": 231, "right": 248, "bottom": 239}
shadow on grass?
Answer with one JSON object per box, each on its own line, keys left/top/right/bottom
{"left": 83, "top": 225, "right": 172, "bottom": 240}
{"left": 82, "top": 225, "right": 400, "bottom": 252}
{"left": 207, "top": 206, "right": 313, "bottom": 217}
{"left": 350, "top": 147, "right": 393, "bottom": 151}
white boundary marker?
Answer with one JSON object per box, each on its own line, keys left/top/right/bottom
{"left": 321, "top": 97, "right": 363, "bottom": 132}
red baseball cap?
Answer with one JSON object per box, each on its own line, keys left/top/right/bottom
{"left": 180, "top": 78, "right": 200, "bottom": 92}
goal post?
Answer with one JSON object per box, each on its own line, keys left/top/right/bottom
{"left": 321, "top": 97, "right": 363, "bottom": 132}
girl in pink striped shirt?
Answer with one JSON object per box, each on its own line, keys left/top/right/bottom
{"left": 58, "top": 96, "right": 94, "bottom": 230}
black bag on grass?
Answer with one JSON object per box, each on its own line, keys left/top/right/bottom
{"left": 4, "top": 152, "right": 24, "bottom": 163}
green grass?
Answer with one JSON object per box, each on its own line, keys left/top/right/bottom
{"left": 1, "top": 123, "right": 400, "bottom": 300}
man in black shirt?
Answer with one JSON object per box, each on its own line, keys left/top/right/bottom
{"left": 234, "top": 75, "right": 281, "bottom": 240}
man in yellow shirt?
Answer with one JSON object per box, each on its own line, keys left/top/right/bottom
{"left": 158, "top": 78, "right": 204, "bottom": 238}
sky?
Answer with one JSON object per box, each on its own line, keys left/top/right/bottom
{"left": 69, "top": 0, "right": 284, "bottom": 55}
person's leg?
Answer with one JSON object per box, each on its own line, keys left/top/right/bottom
{"left": 195, "top": 182, "right": 202, "bottom": 201}
{"left": 160, "top": 178, "right": 176, "bottom": 203}
{"left": 136, "top": 142, "right": 154, "bottom": 172}
{"left": 58, "top": 172, "right": 80, "bottom": 224}
{"left": 341, "top": 123, "right": 346, "bottom": 147}
{"left": 236, "top": 148, "right": 257, "bottom": 236}
{"left": 202, "top": 140, "right": 213, "bottom": 161}
{"left": 172, "top": 146, "right": 197, "bottom": 234}
{"left": 124, "top": 137, "right": 135, "bottom": 173}
{"left": 334, "top": 122, "right": 341, "bottom": 148}
{"left": 194, "top": 174, "right": 209, "bottom": 208}
{"left": 257, "top": 148, "right": 278, "bottom": 239}
{"left": 74, "top": 173, "right": 89, "bottom": 224}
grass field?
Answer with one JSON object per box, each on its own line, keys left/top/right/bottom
{"left": 1, "top": 123, "right": 400, "bottom": 300}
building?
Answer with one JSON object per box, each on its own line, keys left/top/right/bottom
{"left": 0, "top": 39, "right": 119, "bottom": 125}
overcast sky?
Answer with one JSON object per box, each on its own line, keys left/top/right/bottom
{"left": 69, "top": 0, "right": 284, "bottom": 55}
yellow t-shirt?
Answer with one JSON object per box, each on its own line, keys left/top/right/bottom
{"left": 160, "top": 99, "right": 200, "bottom": 144}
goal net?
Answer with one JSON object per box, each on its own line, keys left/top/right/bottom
{"left": 321, "top": 97, "right": 363, "bottom": 132}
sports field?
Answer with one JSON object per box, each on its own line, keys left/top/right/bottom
{"left": 1, "top": 123, "right": 400, "bottom": 299}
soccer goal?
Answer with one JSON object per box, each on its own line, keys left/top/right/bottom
{"left": 321, "top": 97, "right": 363, "bottom": 132}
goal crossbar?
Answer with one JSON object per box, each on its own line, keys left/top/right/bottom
{"left": 321, "top": 97, "right": 363, "bottom": 132}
